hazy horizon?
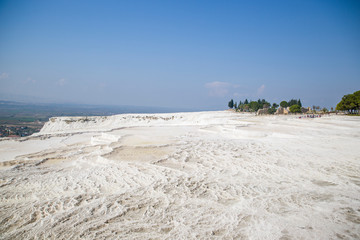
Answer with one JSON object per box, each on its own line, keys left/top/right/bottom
{"left": 0, "top": 98, "right": 206, "bottom": 114}
{"left": 1, "top": 0, "right": 359, "bottom": 110}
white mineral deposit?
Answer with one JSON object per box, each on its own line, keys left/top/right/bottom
{"left": 0, "top": 111, "right": 359, "bottom": 239}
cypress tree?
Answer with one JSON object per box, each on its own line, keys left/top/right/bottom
{"left": 228, "top": 99, "right": 234, "bottom": 108}
{"left": 288, "top": 99, "right": 298, "bottom": 107}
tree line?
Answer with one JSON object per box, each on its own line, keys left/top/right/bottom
{"left": 227, "top": 90, "right": 360, "bottom": 115}
{"left": 228, "top": 98, "right": 303, "bottom": 114}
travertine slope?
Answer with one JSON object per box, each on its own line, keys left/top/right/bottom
{"left": 0, "top": 111, "right": 359, "bottom": 239}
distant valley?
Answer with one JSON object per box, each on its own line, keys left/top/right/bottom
{"left": 0, "top": 100, "right": 195, "bottom": 137}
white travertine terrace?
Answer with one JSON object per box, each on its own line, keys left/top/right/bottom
{"left": 0, "top": 111, "right": 359, "bottom": 239}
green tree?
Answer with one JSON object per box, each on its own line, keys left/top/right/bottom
{"left": 249, "top": 101, "right": 260, "bottom": 112}
{"left": 322, "top": 107, "right": 328, "bottom": 113}
{"left": 289, "top": 104, "right": 301, "bottom": 113}
{"left": 336, "top": 91, "right": 360, "bottom": 113}
{"left": 234, "top": 102, "right": 237, "bottom": 109}
{"left": 268, "top": 107, "right": 276, "bottom": 114}
{"left": 263, "top": 103, "right": 270, "bottom": 108}
{"left": 280, "top": 101, "right": 288, "bottom": 108}
{"left": 244, "top": 99, "right": 249, "bottom": 104}
{"left": 243, "top": 104, "right": 249, "bottom": 111}
{"left": 336, "top": 100, "right": 343, "bottom": 111}
{"left": 297, "top": 99, "right": 302, "bottom": 107}
{"left": 355, "top": 91, "right": 360, "bottom": 112}
{"left": 288, "top": 99, "right": 298, "bottom": 107}
{"left": 272, "top": 103, "right": 279, "bottom": 108}
{"left": 228, "top": 99, "right": 234, "bottom": 109}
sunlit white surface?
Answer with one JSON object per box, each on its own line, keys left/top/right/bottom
{"left": 0, "top": 111, "right": 359, "bottom": 239}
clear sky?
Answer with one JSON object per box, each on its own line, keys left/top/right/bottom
{"left": 0, "top": 0, "right": 359, "bottom": 110}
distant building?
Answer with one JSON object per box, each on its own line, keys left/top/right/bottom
{"left": 301, "top": 107, "right": 311, "bottom": 113}
{"left": 256, "top": 108, "right": 269, "bottom": 115}
{"left": 275, "top": 107, "right": 289, "bottom": 115}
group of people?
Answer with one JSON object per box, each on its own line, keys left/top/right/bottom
{"left": 298, "top": 114, "right": 322, "bottom": 119}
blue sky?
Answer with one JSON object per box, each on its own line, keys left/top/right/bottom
{"left": 0, "top": 0, "right": 359, "bottom": 110}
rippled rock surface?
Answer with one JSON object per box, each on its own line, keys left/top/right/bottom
{"left": 0, "top": 111, "right": 359, "bottom": 239}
